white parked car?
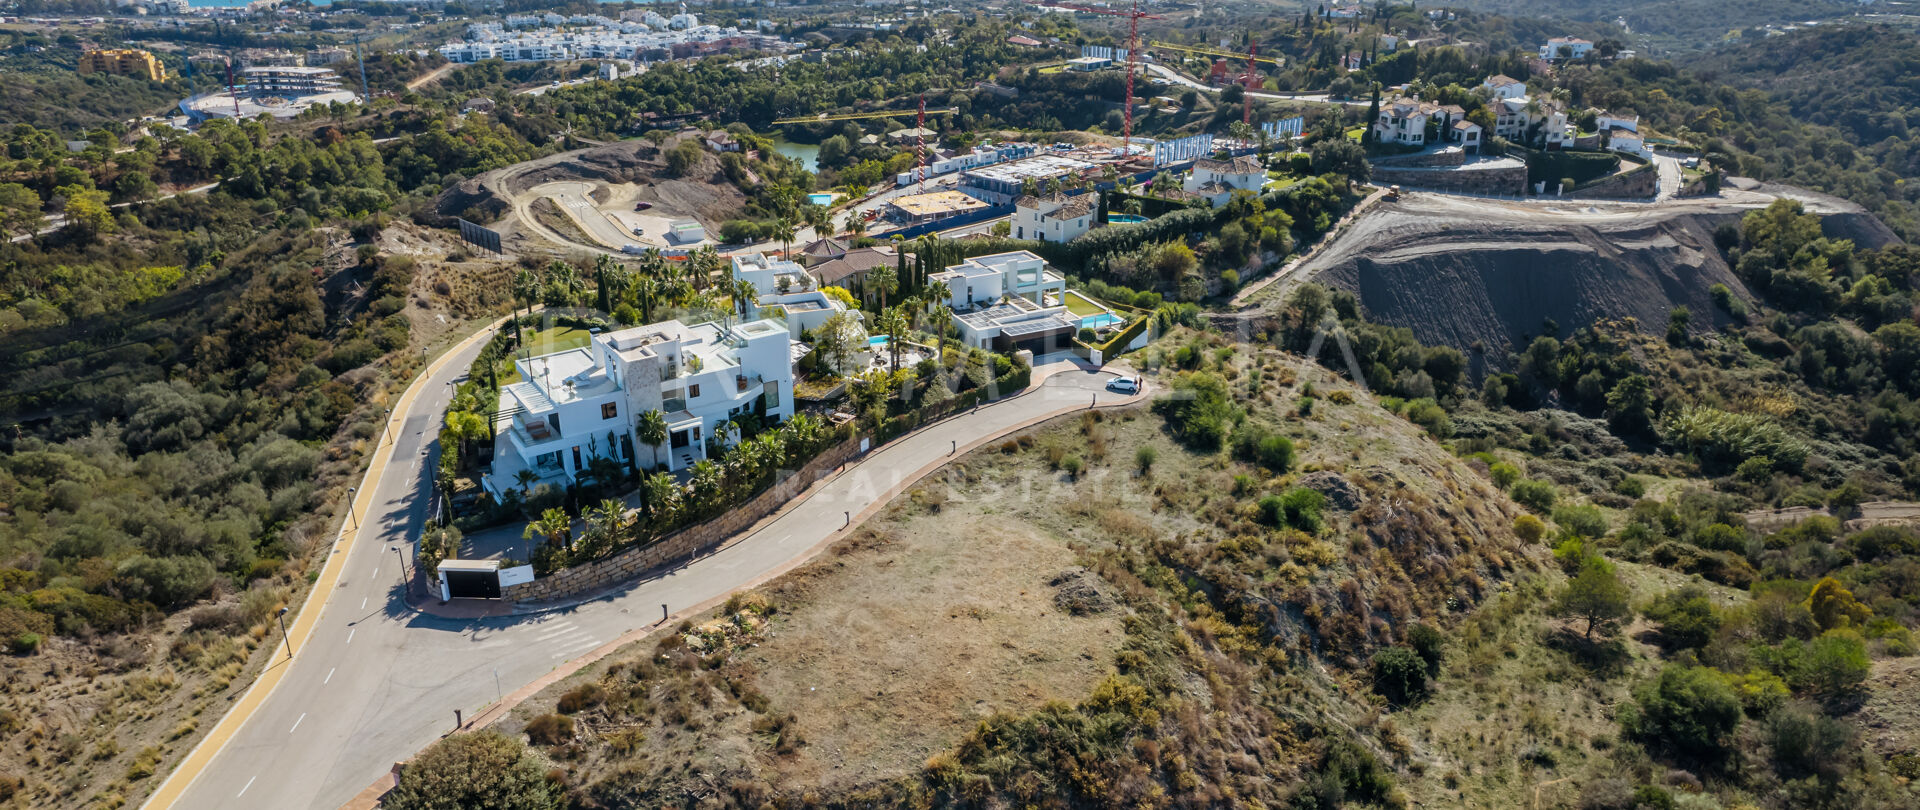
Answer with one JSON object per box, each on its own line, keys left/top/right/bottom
{"left": 1106, "top": 377, "right": 1140, "bottom": 395}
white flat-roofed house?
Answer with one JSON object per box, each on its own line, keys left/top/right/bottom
{"left": 730, "top": 253, "right": 812, "bottom": 297}
{"left": 1597, "top": 112, "right": 1639, "bottom": 134}
{"left": 927, "top": 251, "right": 1066, "bottom": 310}
{"left": 487, "top": 317, "right": 796, "bottom": 496}
{"left": 757, "top": 289, "right": 858, "bottom": 340}
{"left": 1012, "top": 192, "right": 1096, "bottom": 243}
{"left": 1605, "top": 126, "right": 1648, "bottom": 158}
{"left": 952, "top": 296, "right": 1081, "bottom": 354}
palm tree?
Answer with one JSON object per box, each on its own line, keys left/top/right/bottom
{"left": 924, "top": 279, "right": 951, "bottom": 312}
{"left": 930, "top": 304, "right": 953, "bottom": 363}
{"left": 730, "top": 277, "right": 758, "bottom": 322}
{"left": 642, "top": 471, "right": 680, "bottom": 521}
{"left": 866, "top": 263, "right": 897, "bottom": 311}
{"left": 637, "top": 409, "right": 668, "bottom": 470}
{"left": 632, "top": 275, "right": 659, "bottom": 324}
{"left": 774, "top": 217, "right": 797, "bottom": 258}
{"left": 513, "top": 468, "right": 538, "bottom": 494}
{"left": 879, "top": 307, "right": 909, "bottom": 370}
{"left": 523, "top": 507, "right": 573, "bottom": 550}
{"left": 846, "top": 214, "right": 867, "bottom": 239}
{"left": 582, "top": 499, "right": 626, "bottom": 559}
{"left": 691, "top": 245, "right": 722, "bottom": 291}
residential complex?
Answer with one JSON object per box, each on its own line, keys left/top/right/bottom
{"left": 959, "top": 153, "right": 1098, "bottom": 204}
{"left": 178, "top": 65, "right": 358, "bottom": 122}
{"left": 1540, "top": 36, "right": 1594, "bottom": 60}
{"left": 79, "top": 48, "right": 167, "bottom": 81}
{"left": 440, "top": 17, "right": 788, "bottom": 64}
{"left": 487, "top": 317, "right": 796, "bottom": 496}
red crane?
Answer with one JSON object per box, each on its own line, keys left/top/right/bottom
{"left": 1243, "top": 42, "right": 1259, "bottom": 127}
{"left": 1034, "top": 1, "right": 1162, "bottom": 156}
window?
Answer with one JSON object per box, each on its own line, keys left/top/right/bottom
{"left": 601, "top": 402, "right": 618, "bottom": 419}
{"left": 689, "top": 383, "right": 701, "bottom": 398}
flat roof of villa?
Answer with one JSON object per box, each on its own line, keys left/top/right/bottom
{"left": 518, "top": 348, "right": 615, "bottom": 404}
{"left": 962, "top": 153, "right": 1095, "bottom": 183}
{"left": 889, "top": 190, "right": 989, "bottom": 218}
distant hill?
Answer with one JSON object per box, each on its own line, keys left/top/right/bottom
{"left": 1680, "top": 24, "right": 1920, "bottom": 145}
{"left": 1444, "top": 0, "right": 1857, "bottom": 51}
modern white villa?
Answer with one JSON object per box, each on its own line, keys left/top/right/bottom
{"left": 927, "top": 251, "right": 1067, "bottom": 310}
{"left": 731, "top": 253, "right": 813, "bottom": 297}
{"left": 485, "top": 317, "right": 796, "bottom": 498}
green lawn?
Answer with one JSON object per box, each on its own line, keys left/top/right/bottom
{"left": 498, "top": 327, "right": 592, "bottom": 385}
{"left": 1344, "top": 127, "right": 1365, "bottom": 143}
{"left": 1062, "top": 291, "right": 1108, "bottom": 317}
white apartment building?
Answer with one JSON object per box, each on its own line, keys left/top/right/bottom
{"left": 928, "top": 251, "right": 1067, "bottom": 310}
{"left": 730, "top": 253, "right": 813, "bottom": 297}
{"left": 1011, "top": 192, "right": 1096, "bottom": 243}
{"left": 488, "top": 317, "right": 796, "bottom": 496}
{"left": 440, "top": 20, "right": 785, "bottom": 64}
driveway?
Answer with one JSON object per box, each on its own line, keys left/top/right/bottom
{"left": 150, "top": 329, "right": 1140, "bottom": 810}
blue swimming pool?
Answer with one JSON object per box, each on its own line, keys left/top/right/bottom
{"left": 808, "top": 193, "right": 836, "bottom": 206}
{"left": 868, "top": 335, "right": 889, "bottom": 347}
{"left": 1107, "top": 213, "right": 1149, "bottom": 224}
{"left": 1081, "top": 313, "right": 1125, "bottom": 329}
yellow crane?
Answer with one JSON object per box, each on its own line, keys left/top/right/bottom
{"left": 771, "top": 107, "right": 958, "bottom": 124}
{"left": 1149, "top": 40, "right": 1283, "bottom": 67}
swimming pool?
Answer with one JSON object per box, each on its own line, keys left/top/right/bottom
{"left": 868, "top": 335, "right": 889, "bottom": 347}
{"left": 808, "top": 193, "right": 836, "bottom": 206}
{"left": 1107, "top": 213, "right": 1149, "bottom": 224}
{"left": 1080, "top": 313, "right": 1125, "bottom": 329}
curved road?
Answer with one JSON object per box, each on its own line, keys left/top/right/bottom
{"left": 151, "top": 321, "right": 1136, "bottom": 810}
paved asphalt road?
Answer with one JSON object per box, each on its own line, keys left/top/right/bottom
{"left": 165, "top": 328, "right": 1132, "bottom": 810}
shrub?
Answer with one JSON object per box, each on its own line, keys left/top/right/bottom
{"left": 1510, "top": 479, "right": 1557, "bottom": 513}
{"left": 1061, "top": 455, "right": 1085, "bottom": 480}
{"left": 1642, "top": 586, "right": 1721, "bottom": 649}
{"left": 1552, "top": 504, "right": 1609, "bottom": 539}
{"left": 1612, "top": 476, "right": 1647, "bottom": 498}
{"left": 1153, "top": 372, "right": 1234, "bottom": 450}
{"left": 384, "top": 730, "right": 562, "bottom": 810}
{"left": 1621, "top": 664, "right": 1742, "bottom": 762}
{"left": 1556, "top": 554, "right": 1631, "bottom": 640}
{"left": 1134, "top": 445, "right": 1157, "bottom": 473}
{"left": 1277, "top": 488, "right": 1325, "bottom": 533}
{"left": 1766, "top": 702, "right": 1855, "bottom": 779}
{"left": 556, "top": 683, "right": 606, "bottom": 714}
{"left": 1405, "top": 623, "right": 1445, "bottom": 675}
{"left": 1371, "top": 646, "right": 1429, "bottom": 705}
{"left": 1513, "top": 514, "right": 1547, "bottom": 543}
{"left": 524, "top": 713, "right": 574, "bottom": 745}
{"left": 1489, "top": 462, "right": 1520, "bottom": 490}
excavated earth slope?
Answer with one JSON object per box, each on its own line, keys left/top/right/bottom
{"left": 1298, "top": 190, "right": 1899, "bottom": 364}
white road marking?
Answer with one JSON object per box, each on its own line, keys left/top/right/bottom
{"left": 371, "top": 567, "right": 379, "bottom": 581}
{"left": 325, "top": 667, "right": 335, "bottom": 684}
{"left": 361, "top": 597, "right": 367, "bottom": 610}
{"left": 289, "top": 713, "right": 306, "bottom": 733}
{"left": 346, "top": 628, "right": 356, "bottom": 644}
{"left": 237, "top": 776, "right": 256, "bottom": 798}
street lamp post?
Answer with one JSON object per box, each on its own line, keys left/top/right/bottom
{"left": 276, "top": 606, "right": 294, "bottom": 660}
{"left": 346, "top": 486, "right": 358, "bottom": 529}
{"left": 391, "top": 545, "right": 409, "bottom": 595}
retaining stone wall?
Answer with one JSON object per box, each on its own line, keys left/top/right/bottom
{"left": 1371, "top": 162, "right": 1527, "bottom": 196}
{"left": 502, "top": 436, "right": 865, "bottom": 604}
{"left": 1371, "top": 148, "right": 1466, "bottom": 168}
{"left": 1567, "top": 163, "right": 1657, "bottom": 200}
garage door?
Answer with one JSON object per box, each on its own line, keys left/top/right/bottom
{"left": 445, "top": 569, "right": 500, "bottom": 599}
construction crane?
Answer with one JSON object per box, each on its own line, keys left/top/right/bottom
{"left": 1033, "top": 1, "right": 1161, "bottom": 156}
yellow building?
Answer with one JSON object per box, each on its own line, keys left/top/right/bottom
{"left": 78, "top": 49, "right": 168, "bottom": 81}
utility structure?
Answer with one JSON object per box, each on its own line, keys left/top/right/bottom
{"left": 354, "top": 37, "right": 373, "bottom": 106}
{"left": 1149, "top": 39, "right": 1282, "bottom": 125}
{"left": 1039, "top": 1, "right": 1162, "bottom": 156}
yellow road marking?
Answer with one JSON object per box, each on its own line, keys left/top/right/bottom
{"left": 140, "top": 314, "right": 511, "bottom": 810}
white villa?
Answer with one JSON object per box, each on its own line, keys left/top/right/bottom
{"left": 1494, "top": 96, "right": 1572, "bottom": 149}
{"left": 1183, "top": 154, "right": 1267, "bottom": 206}
{"left": 487, "top": 317, "right": 796, "bottom": 496}
{"left": 1540, "top": 36, "right": 1594, "bottom": 60}
{"left": 953, "top": 297, "right": 1081, "bottom": 353}
{"left": 756, "top": 289, "right": 855, "bottom": 340}
{"left": 731, "top": 253, "right": 813, "bottom": 297}
{"left": 1370, "top": 99, "right": 1469, "bottom": 150}
{"left": 928, "top": 251, "right": 1067, "bottom": 310}
{"left": 1480, "top": 74, "right": 1526, "bottom": 101}
{"left": 1011, "top": 192, "right": 1096, "bottom": 243}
